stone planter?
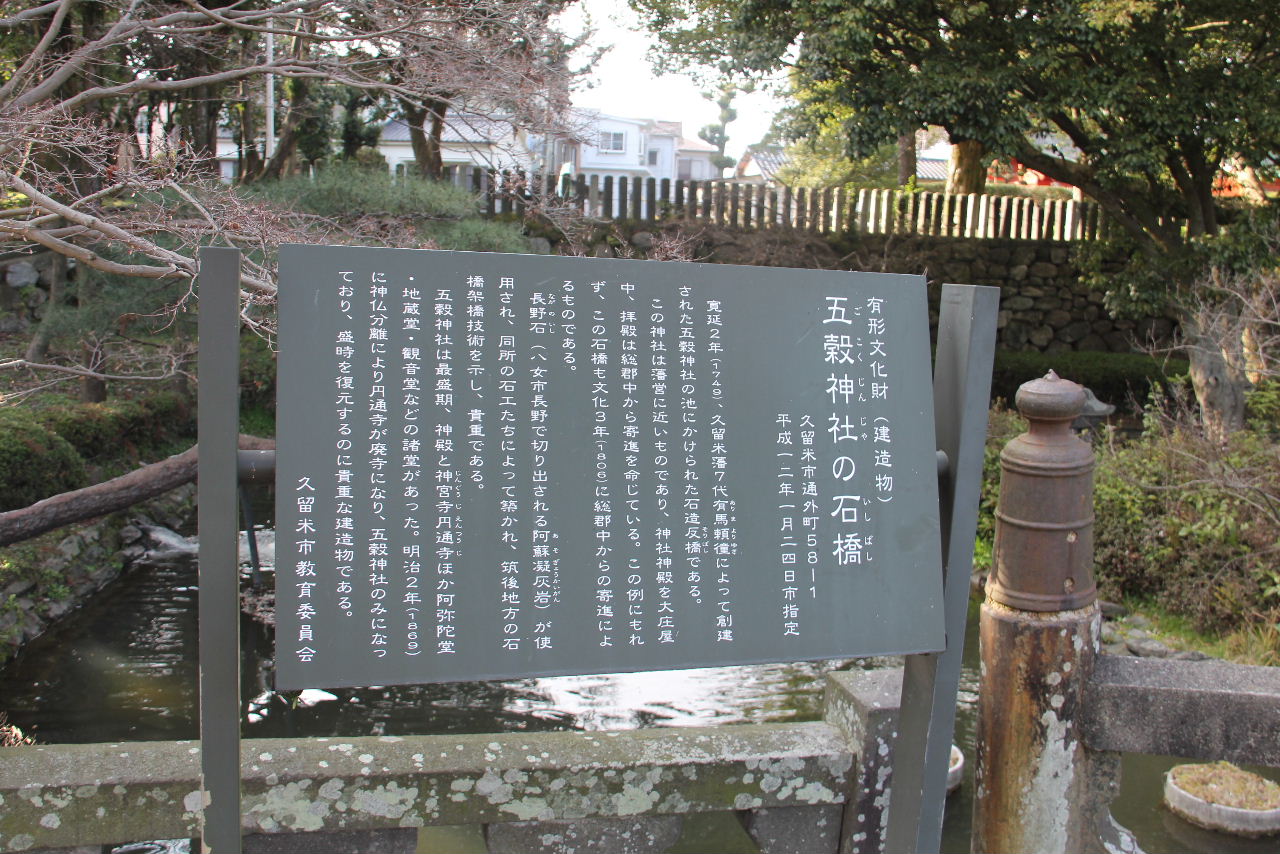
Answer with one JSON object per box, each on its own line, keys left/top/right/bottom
{"left": 1163, "top": 764, "right": 1280, "bottom": 837}
{"left": 947, "top": 745, "right": 964, "bottom": 794}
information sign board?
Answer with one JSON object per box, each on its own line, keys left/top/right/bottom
{"left": 275, "top": 246, "right": 943, "bottom": 689}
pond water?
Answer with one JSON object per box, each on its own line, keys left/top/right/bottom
{"left": 1, "top": 544, "right": 1277, "bottom": 854}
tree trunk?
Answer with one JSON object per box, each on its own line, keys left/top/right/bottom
{"left": 1232, "top": 160, "right": 1269, "bottom": 205}
{"left": 897, "top": 134, "right": 917, "bottom": 186}
{"left": 256, "top": 83, "right": 308, "bottom": 181}
{"left": 945, "top": 139, "right": 987, "bottom": 194}
{"left": 0, "top": 436, "right": 275, "bottom": 547}
{"left": 24, "top": 252, "right": 66, "bottom": 362}
{"left": 402, "top": 99, "right": 446, "bottom": 180}
{"left": 183, "top": 83, "right": 223, "bottom": 172}
{"left": 1185, "top": 324, "right": 1249, "bottom": 442}
{"left": 80, "top": 340, "right": 107, "bottom": 403}
{"left": 236, "top": 96, "right": 262, "bottom": 181}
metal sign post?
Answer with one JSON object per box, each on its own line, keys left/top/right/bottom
{"left": 886, "top": 284, "right": 1000, "bottom": 854}
{"left": 197, "top": 247, "right": 243, "bottom": 854}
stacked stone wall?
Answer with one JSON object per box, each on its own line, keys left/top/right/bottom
{"left": 530, "top": 223, "right": 1175, "bottom": 354}
{"left": 2, "top": 231, "right": 1177, "bottom": 355}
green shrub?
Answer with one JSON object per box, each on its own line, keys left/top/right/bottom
{"left": 1246, "top": 378, "right": 1280, "bottom": 432}
{"left": 240, "top": 331, "right": 277, "bottom": 414}
{"left": 0, "top": 410, "right": 87, "bottom": 511}
{"left": 1092, "top": 422, "right": 1280, "bottom": 632}
{"left": 243, "top": 165, "right": 530, "bottom": 252}
{"left": 991, "top": 349, "right": 1189, "bottom": 411}
{"left": 35, "top": 403, "right": 120, "bottom": 458}
{"left": 975, "top": 404, "right": 1028, "bottom": 567}
{"left": 34, "top": 393, "right": 194, "bottom": 463}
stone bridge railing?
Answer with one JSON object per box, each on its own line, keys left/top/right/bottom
{"left": 3, "top": 375, "right": 1279, "bottom": 854}
{"left": 0, "top": 671, "right": 898, "bottom": 854}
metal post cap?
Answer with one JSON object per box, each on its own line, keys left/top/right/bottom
{"left": 987, "top": 370, "right": 1097, "bottom": 612}
{"left": 1013, "top": 370, "right": 1086, "bottom": 422}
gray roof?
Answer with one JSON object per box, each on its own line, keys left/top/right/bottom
{"left": 738, "top": 145, "right": 789, "bottom": 182}
{"left": 917, "top": 157, "right": 949, "bottom": 181}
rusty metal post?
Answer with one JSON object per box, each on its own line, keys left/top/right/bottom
{"left": 972, "top": 372, "right": 1108, "bottom": 854}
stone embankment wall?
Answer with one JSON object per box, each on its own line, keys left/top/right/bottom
{"left": 0, "top": 485, "right": 194, "bottom": 667}
{"left": 527, "top": 222, "right": 1176, "bottom": 353}
{"left": 0, "top": 254, "right": 56, "bottom": 334}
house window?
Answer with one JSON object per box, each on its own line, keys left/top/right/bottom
{"left": 647, "top": 149, "right": 659, "bottom": 166}
{"left": 678, "top": 158, "right": 693, "bottom": 180}
{"left": 599, "top": 131, "right": 625, "bottom": 153}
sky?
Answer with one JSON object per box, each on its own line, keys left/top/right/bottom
{"left": 559, "top": 0, "right": 787, "bottom": 162}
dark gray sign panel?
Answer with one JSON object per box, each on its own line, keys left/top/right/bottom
{"left": 275, "top": 246, "right": 943, "bottom": 689}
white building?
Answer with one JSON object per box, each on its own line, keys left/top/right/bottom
{"left": 211, "top": 108, "right": 721, "bottom": 185}
{"left": 546, "top": 112, "right": 721, "bottom": 182}
{"left": 377, "top": 115, "right": 529, "bottom": 180}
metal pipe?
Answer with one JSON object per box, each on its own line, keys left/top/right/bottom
{"left": 237, "top": 449, "right": 275, "bottom": 484}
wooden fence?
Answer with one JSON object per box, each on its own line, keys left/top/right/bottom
{"left": 455, "top": 168, "right": 1119, "bottom": 242}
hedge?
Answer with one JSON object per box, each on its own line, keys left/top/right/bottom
{"left": 0, "top": 409, "right": 88, "bottom": 512}
{"left": 0, "top": 393, "right": 195, "bottom": 512}
{"left": 32, "top": 392, "right": 194, "bottom": 463}
{"left": 990, "top": 350, "right": 1189, "bottom": 412}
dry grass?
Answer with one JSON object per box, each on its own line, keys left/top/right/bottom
{"left": 0, "top": 712, "right": 35, "bottom": 746}
{"left": 1171, "top": 762, "right": 1280, "bottom": 810}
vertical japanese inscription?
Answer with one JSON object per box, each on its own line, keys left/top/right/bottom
{"left": 276, "top": 247, "right": 943, "bottom": 689}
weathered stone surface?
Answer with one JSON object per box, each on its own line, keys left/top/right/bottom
{"left": 1057, "top": 320, "right": 1093, "bottom": 343}
{"left": 244, "top": 828, "right": 417, "bottom": 853}
{"left": 1098, "top": 601, "right": 1128, "bottom": 618}
{"left": 527, "top": 237, "right": 552, "bottom": 255}
{"left": 485, "top": 815, "right": 683, "bottom": 853}
{"left": 1029, "top": 261, "right": 1058, "bottom": 278}
{"left": 1003, "top": 295, "right": 1034, "bottom": 311}
{"left": 737, "top": 804, "right": 842, "bottom": 854}
{"left": 1002, "top": 322, "right": 1030, "bottom": 348}
{"left": 1012, "top": 246, "right": 1038, "bottom": 266}
{"left": 1083, "top": 656, "right": 1280, "bottom": 766}
{"left": 5, "top": 261, "right": 39, "bottom": 288}
{"left": 0, "top": 723, "right": 853, "bottom": 851}
{"left": 973, "top": 602, "right": 1103, "bottom": 854}
{"left": 824, "top": 670, "right": 900, "bottom": 854}
{"left": 1171, "top": 649, "right": 1211, "bottom": 661}
{"left": 629, "top": 231, "right": 655, "bottom": 251}
{"left": 1045, "top": 309, "right": 1073, "bottom": 328}
{"left": 1028, "top": 326, "right": 1054, "bottom": 348}
{"left": 1125, "top": 637, "right": 1173, "bottom": 658}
